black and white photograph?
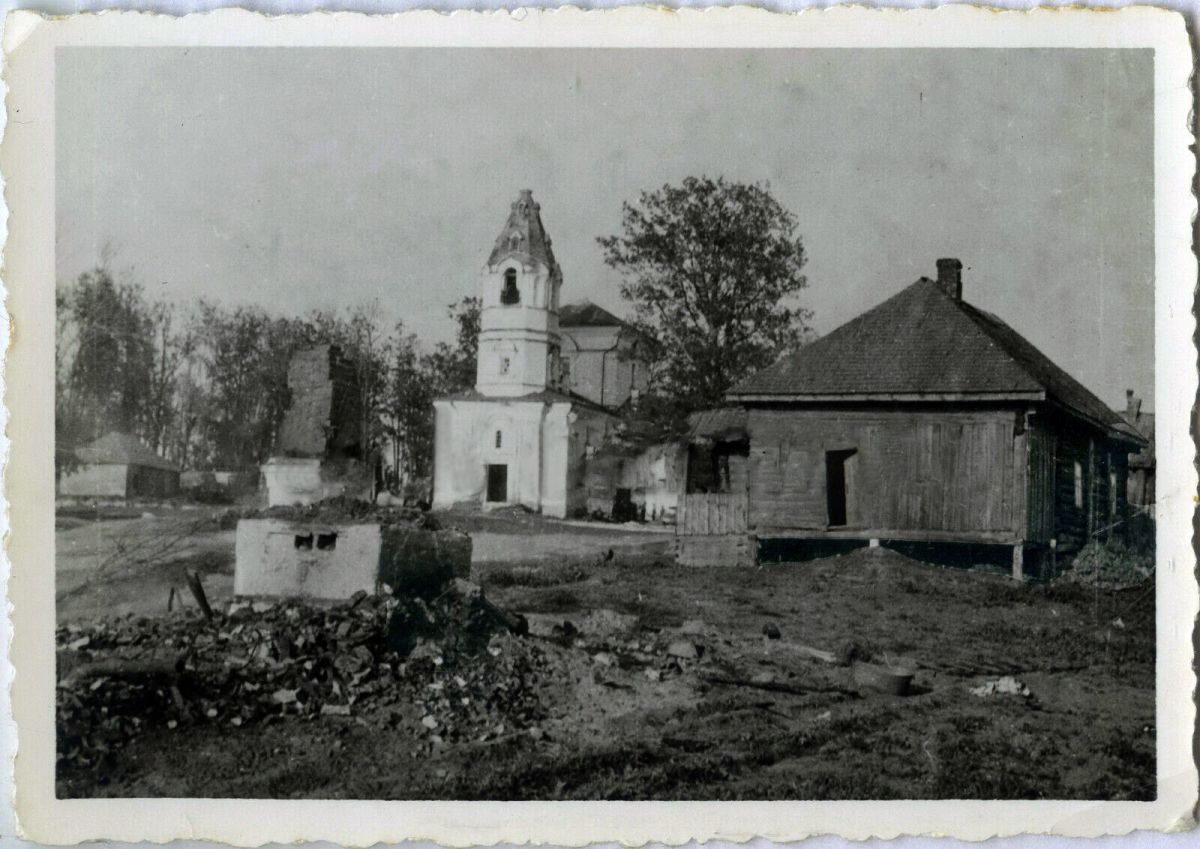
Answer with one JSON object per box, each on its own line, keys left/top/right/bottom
{"left": 4, "top": 7, "right": 1195, "bottom": 844}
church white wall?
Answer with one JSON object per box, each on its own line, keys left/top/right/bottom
{"left": 434, "top": 399, "right": 582, "bottom": 517}
{"left": 475, "top": 258, "right": 562, "bottom": 397}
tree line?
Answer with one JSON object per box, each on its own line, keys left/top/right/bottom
{"left": 57, "top": 176, "right": 813, "bottom": 479}
{"left": 55, "top": 265, "right": 479, "bottom": 482}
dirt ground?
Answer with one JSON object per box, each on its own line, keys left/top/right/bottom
{"left": 55, "top": 508, "right": 1154, "bottom": 801}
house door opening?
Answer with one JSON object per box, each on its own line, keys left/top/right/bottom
{"left": 825, "top": 449, "right": 857, "bottom": 527}
{"left": 486, "top": 464, "right": 508, "bottom": 503}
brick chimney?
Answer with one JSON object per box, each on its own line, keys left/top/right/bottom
{"left": 936, "top": 258, "right": 963, "bottom": 300}
{"left": 1126, "top": 389, "right": 1142, "bottom": 419}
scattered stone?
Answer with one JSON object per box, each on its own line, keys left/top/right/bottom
{"left": 679, "top": 619, "right": 707, "bottom": 636}
{"left": 421, "top": 715, "right": 439, "bottom": 730}
{"left": 970, "top": 676, "right": 1031, "bottom": 698}
{"left": 56, "top": 588, "right": 549, "bottom": 772}
{"left": 666, "top": 640, "right": 699, "bottom": 660}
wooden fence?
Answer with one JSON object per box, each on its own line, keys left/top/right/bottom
{"left": 676, "top": 492, "right": 748, "bottom": 536}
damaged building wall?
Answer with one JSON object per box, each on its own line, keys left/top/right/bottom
{"left": 583, "top": 441, "right": 686, "bottom": 521}
{"left": 276, "top": 345, "right": 363, "bottom": 460}
{"left": 264, "top": 345, "right": 371, "bottom": 507}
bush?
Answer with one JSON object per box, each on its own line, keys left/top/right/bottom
{"left": 1067, "top": 537, "right": 1154, "bottom": 589}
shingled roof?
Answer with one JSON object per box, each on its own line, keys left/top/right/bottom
{"left": 486, "top": 189, "right": 560, "bottom": 274}
{"left": 728, "top": 275, "right": 1138, "bottom": 440}
{"left": 76, "top": 432, "right": 178, "bottom": 471}
{"left": 559, "top": 300, "right": 628, "bottom": 329}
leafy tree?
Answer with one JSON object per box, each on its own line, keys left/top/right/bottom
{"left": 381, "top": 327, "right": 435, "bottom": 484}
{"left": 57, "top": 268, "right": 157, "bottom": 458}
{"left": 598, "top": 176, "right": 812, "bottom": 411}
{"left": 425, "top": 297, "right": 481, "bottom": 397}
{"left": 191, "top": 303, "right": 313, "bottom": 468}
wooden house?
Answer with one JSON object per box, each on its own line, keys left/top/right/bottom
{"left": 725, "top": 259, "right": 1147, "bottom": 578}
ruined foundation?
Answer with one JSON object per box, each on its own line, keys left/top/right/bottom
{"left": 234, "top": 519, "right": 471, "bottom": 600}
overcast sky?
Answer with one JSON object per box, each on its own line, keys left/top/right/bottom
{"left": 57, "top": 47, "right": 1154, "bottom": 409}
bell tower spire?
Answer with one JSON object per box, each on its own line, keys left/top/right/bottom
{"left": 475, "top": 190, "right": 563, "bottom": 397}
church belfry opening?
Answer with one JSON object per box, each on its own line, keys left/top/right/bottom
{"left": 501, "top": 268, "right": 520, "bottom": 305}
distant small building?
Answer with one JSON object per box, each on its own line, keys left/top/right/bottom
{"left": 58, "top": 431, "right": 180, "bottom": 499}
{"left": 558, "top": 301, "right": 650, "bottom": 410}
{"left": 1121, "top": 390, "right": 1155, "bottom": 511}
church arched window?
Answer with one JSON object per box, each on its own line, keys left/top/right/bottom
{"left": 500, "top": 268, "right": 520, "bottom": 305}
{"left": 508, "top": 233, "right": 522, "bottom": 251}
{"left": 495, "top": 430, "right": 503, "bottom": 449}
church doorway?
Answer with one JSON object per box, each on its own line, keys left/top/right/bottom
{"left": 486, "top": 464, "right": 508, "bottom": 503}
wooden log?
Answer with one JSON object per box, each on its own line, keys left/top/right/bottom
{"left": 186, "top": 570, "right": 215, "bottom": 620}
{"left": 699, "top": 670, "right": 859, "bottom": 698}
{"left": 63, "top": 657, "right": 183, "bottom": 685}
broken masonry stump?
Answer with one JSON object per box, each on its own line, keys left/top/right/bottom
{"left": 234, "top": 514, "right": 471, "bottom": 602}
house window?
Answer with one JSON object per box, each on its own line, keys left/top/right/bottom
{"left": 500, "top": 357, "right": 511, "bottom": 375}
{"left": 1074, "top": 461, "right": 1084, "bottom": 509}
{"left": 495, "top": 430, "right": 502, "bottom": 449}
{"left": 500, "top": 269, "right": 520, "bottom": 305}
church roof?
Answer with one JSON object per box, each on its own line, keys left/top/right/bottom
{"left": 486, "top": 189, "right": 559, "bottom": 273}
{"left": 559, "top": 300, "right": 630, "bottom": 329}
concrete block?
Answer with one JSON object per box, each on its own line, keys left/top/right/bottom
{"left": 235, "top": 518, "right": 473, "bottom": 601}
{"left": 235, "top": 519, "right": 381, "bottom": 599}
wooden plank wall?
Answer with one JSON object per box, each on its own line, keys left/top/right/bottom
{"left": 677, "top": 492, "right": 748, "bottom": 535}
{"left": 1048, "top": 426, "right": 1122, "bottom": 553}
{"left": 747, "top": 408, "right": 1021, "bottom": 537}
{"left": 1026, "top": 425, "right": 1055, "bottom": 543}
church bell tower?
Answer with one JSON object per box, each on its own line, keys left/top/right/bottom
{"left": 475, "top": 190, "right": 564, "bottom": 397}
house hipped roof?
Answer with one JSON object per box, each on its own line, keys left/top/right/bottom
{"left": 729, "top": 277, "right": 1142, "bottom": 444}
{"left": 76, "top": 432, "right": 179, "bottom": 471}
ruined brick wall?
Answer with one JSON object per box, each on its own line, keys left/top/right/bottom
{"left": 275, "top": 345, "right": 363, "bottom": 459}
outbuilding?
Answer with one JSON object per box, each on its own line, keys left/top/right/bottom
{"left": 726, "top": 259, "right": 1146, "bottom": 578}
{"left": 58, "top": 431, "right": 180, "bottom": 500}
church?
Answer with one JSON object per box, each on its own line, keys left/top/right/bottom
{"left": 431, "top": 190, "right": 630, "bottom": 517}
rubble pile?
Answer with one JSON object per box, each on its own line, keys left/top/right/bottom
{"left": 57, "top": 582, "right": 545, "bottom": 773}
{"left": 250, "top": 494, "right": 438, "bottom": 527}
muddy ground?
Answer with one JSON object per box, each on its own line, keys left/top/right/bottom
{"left": 56, "top": 509, "right": 1154, "bottom": 800}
